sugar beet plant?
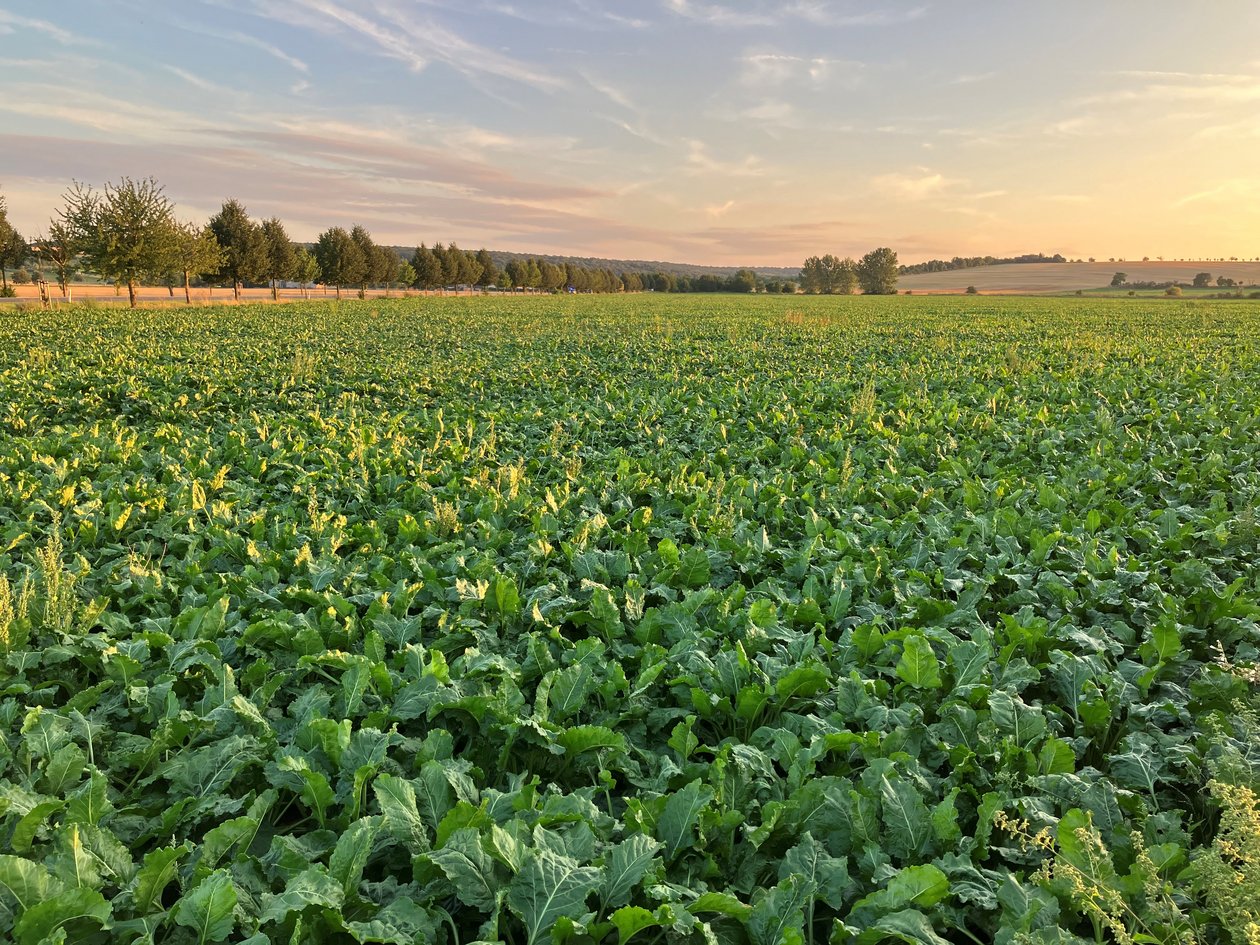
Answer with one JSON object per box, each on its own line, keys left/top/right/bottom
{"left": 0, "top": 295, "right": 1258, "bottom": 944}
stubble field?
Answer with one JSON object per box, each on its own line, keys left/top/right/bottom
{"left": 0, "top": 295, "right": 1258, "bottom": 944}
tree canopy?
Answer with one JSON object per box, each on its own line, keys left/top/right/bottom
{"left": 857, "top": 247, "right": 900, "bottom": 295}
{"left": 800, "top": 255, "right": 857, "bottom": 294}
{"left": 170, "top": 222, "right": 224, "bottom": 305}
{"left": 314, "top": 227, "right": 366, "bottom": 298}
{"left": 0, "top": 193, "right": 28, "bottom": 293}
{"left": 260, "top": 217, "right": 297, "bottom": 300}
{"left": 209, "top": 199, "right": 267, "bottom": 300}
{"left": 63, "top": 177, "right": 178, "bottom": 308}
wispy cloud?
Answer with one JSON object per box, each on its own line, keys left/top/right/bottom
{"left": 1083, "top": 70, "right": 1260, "bottom": 106}
{"left": 1174, "top": 179, "right": 1260, "bottom": 208}
{"left": 741, "top": 52, "right": 865, "bottom": 89}
{"left": 686, "top": 140, "right": 767, "bottom": 177}
{"left": 219, "top": 29, "right": 310, "bottom": 73}
{"left": 581, "top": 72, "right": 638, "bottom": 112}
{"left": 163, "top": 66, "right": 232, "bottom": 95}
{"left": 486, "top": 0, "right": 651, "bottom": 29}
{"left": 0, "top": 82, "right": 212, "bottom": 138}
{"left": 873, "top": 169, "right": 955, "bottom": 199}
{"left": 952, "top": 71, "right": 996, "bottom": 85}
{"left": 664, "top": 0, "right": 927, "bottom": 28}
{"left": 0, "top": 10, "right": 96, "bottom": 46}
{"left": 235, "top": 0, "right": 566, "bottom": 92}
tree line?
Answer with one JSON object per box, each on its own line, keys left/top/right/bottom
{"left": 798, "top": 248, "right": 900, "bottom": 295}
{"left": 0, "top": 178, "right": 807, "bottom": 307}
{"left": 898, "top": 253, "right": 1067, "bottom": 276}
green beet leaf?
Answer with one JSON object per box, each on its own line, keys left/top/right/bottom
{"left": 173, "top": 869, "right": 237, "bottom": 943}
{"left": 12, "top": 886, "right": 110, "bottom": 945}
{"left": 505, "top": 849, "right": 601, "bottom": 945}
{"left": 895, "top": 635, "right": 942, "bottom": 690}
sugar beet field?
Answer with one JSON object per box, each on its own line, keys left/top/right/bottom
{"left": 1, "top": 295, "right": 1258, "bottom": 945}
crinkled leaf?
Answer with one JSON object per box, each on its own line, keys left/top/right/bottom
{"left": 602, "top": 835, "right": 662, "bottom": 908}
{"left": 329, "top": 817, "right": 380, "bottom": 897}
{"left": 374, "top": 774, "right": 429, "bottom": 851}
{"left": 427, "top": 828, "right": 499, "bottom": 911}
{"left": 345, "top": 898, "right": 440, "bottom": 944}
{"left": 779, "top": 832, "right": 849, "bottom": 910}
{"left": 748, "top": 875, "right": 808, "bottom": 945}
{"left": 895, "top": 636, "right": 942, "bottom": 690}
{"left": 173, "top": 869, "right": 237, "bottom": 943}
{"left": 259, "top": 867, "right": 344, "bottom": 925}
{"left": 13, "top": 886, "right": 111, "bottom": 945}
{"left": 505, "top": 849, "right": 601, "bottom": 945}
{"left": 0, "top": 855, "right": 64, "bottom": 913}
{"left": 657, "top": 780, "right": 713, "bottom": 862}
{"left": 610, "top": 905, "right": 659, "bottom": 943}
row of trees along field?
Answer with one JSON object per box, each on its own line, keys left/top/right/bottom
{"left": 798, "top": 248, "right": 900, "bottom": 294}
{"left": 0, "top": 179, "right": 800, "bottom": 306}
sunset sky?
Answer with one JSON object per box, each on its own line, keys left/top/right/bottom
{"left": 2, "top": 1, "right": 1259, "bottom": 265}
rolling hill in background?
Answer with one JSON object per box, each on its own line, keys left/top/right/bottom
{"left": 899, "top": 260, "right": 1260, "bottom": 294}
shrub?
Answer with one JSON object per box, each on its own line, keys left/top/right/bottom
{"left": 1166, "top": 286, "right": 1183, "bottom": 297}
{"left": 965, "top": 286, "right": 978, "bottom": 295}
{"left": 0, "top": 285, "right": 14, "bottom": 298}
{"left": 13, "top": 267, "right": 31, "bottom": 284}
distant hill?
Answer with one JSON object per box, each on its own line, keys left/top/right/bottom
{"left": 383, "top": 246, "right": 799, "bottom": 281}
{"left": 899, "top": 260, "right": 1260, "bottom": 294}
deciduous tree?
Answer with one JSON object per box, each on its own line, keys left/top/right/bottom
{"left": 37, "top": 219, "right": 78, "bottom": 299}
{"left": 0, "top": 194, "right": 28, "bottom": 293}
{"left": 314, "top": 226, "right": 365, "bottom": 299}
{"left": 259, "top": 217, "right": 297, "bottom": 300}
{"left": 171, "top": 222, "right": 224, "bottom": 304}
{"left": 374, "top": 244, "right": 401, "bottom": 295}
{"left": 475, "top": 248, "right": 497, "bottom": 288}
{"left": 349, "top": 225, "right": 383, "bottom": 296}
{"left": 411, "top": 244, "right": 443, "bottom": 290}
{"left": 857, "top": 247, "right": 900, "bottom": 295}
{"left": 397, "top": 261, "right": 416, "bottom": 293}
{"left": 65, "top": 177, "right": 178, "bottom": 308}
{"left": 294, "top": 247, "right": 320, "bottom": 298}
{"left": 208, "top": 199, "right": 266, "bottom": 300}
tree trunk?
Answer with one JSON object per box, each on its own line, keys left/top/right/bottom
{"left": 233, "top": 280, "right": 241, "bottom": 301}
{"left": 335, "top": 285, "right": 341, "bottom": 300}
{"left": 184, "top": 271, "right": 192, "bottom": 305}
{"left": 1, "top": 268, "right": 7, "bottom": 290}
{"left": 168, "top": 285, "right": 175, "bottom": 298}
{"left": 271, "top": 280, "right": 278, "bottom": 302}
{"left": 127, "top": 279, "right": 138, "bottom": 309}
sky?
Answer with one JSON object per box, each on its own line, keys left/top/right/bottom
{"left": 1, "top": 1, "right": 1259, "bottom": 266}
